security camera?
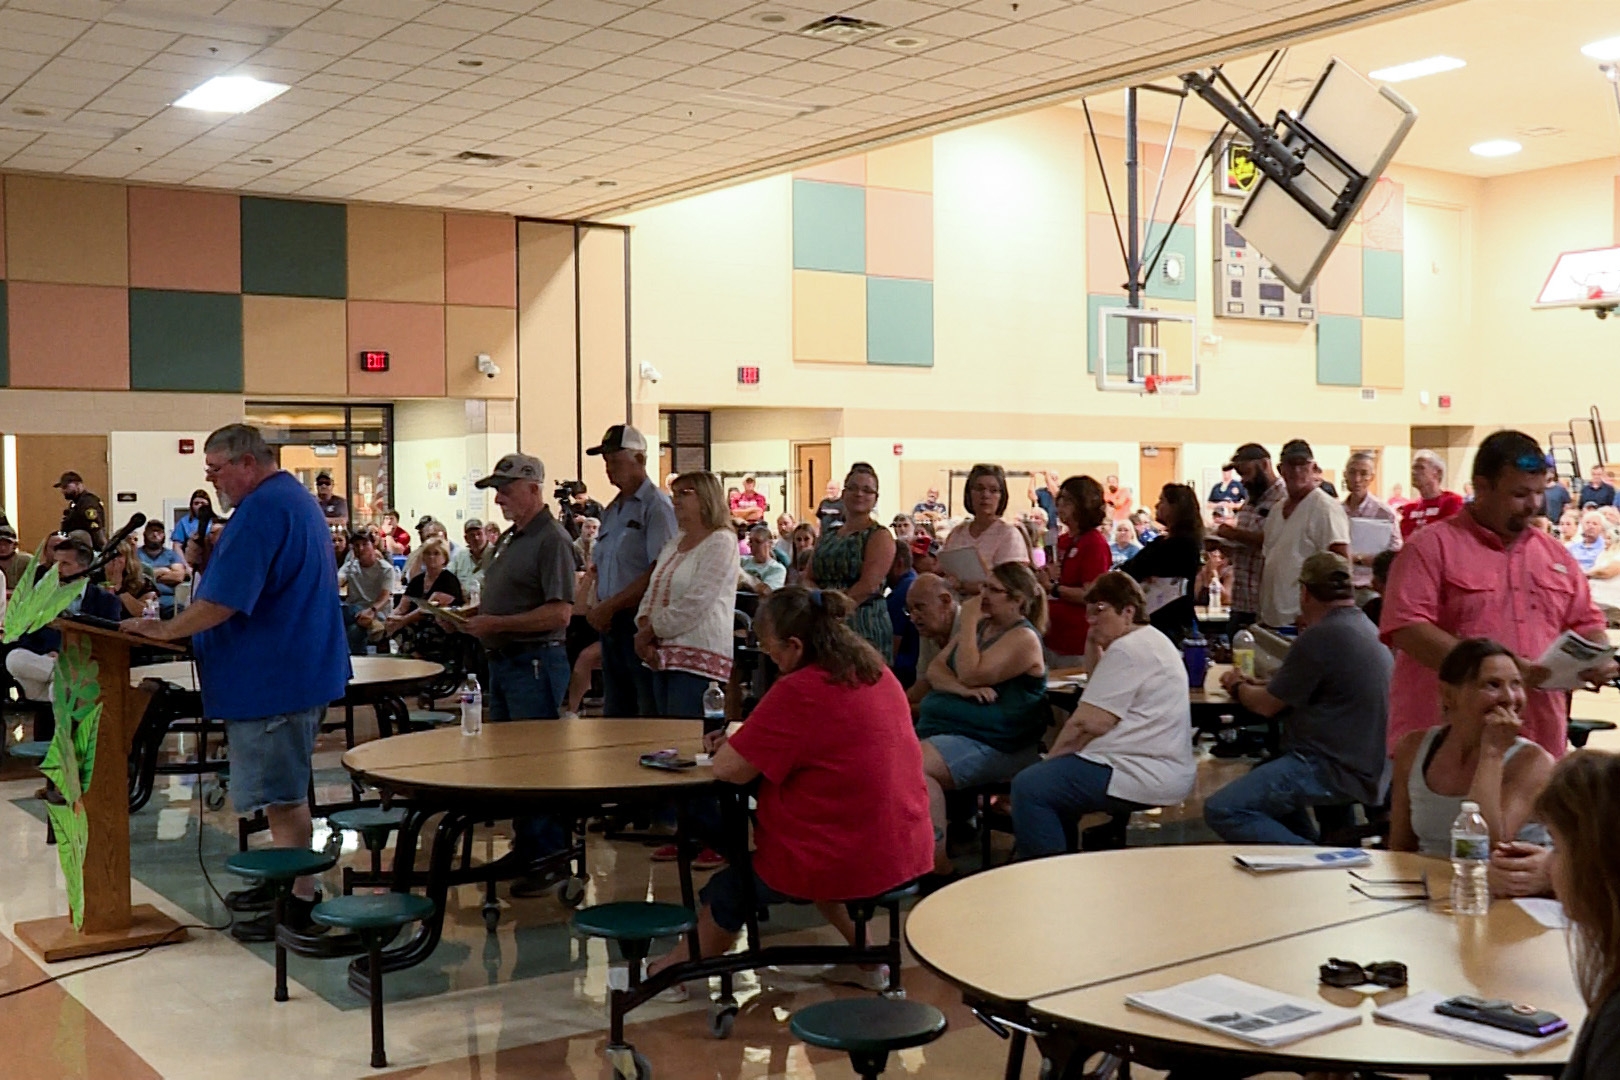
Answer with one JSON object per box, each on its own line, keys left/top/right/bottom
{"left": 476, "top": 353, "right": 500, "bottom": 379}
{"left": 639, "top": 361, "right": 662, "bottom": 384}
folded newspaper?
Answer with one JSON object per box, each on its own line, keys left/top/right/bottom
{"left": 1374, "top": 991, "right": 1571, "bottom": 1054}
{"left": 405, "top": 595, "right": 468, "bottom": 624}
{"left": 1233, "top": 848, "right": 1371, "bottom": 873}
{"left": 1535, "top": 630, "right": 1616, "bottom": 690}
{"left": 1125, "top": 974, "right": 1361, "bottom": 1047}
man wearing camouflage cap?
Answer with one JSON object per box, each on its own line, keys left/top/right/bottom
{"left": 1204, "top": 551, "right": 1391, "bottom": 845}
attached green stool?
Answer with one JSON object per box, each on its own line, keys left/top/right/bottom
{"left": 407, "top": 710, "right": 456, "bottom": 729}
{"left": 328, "top": 807, "right": 408, "bottom": 894}
{"left": 223, "top": 848, "right": 339, "bottom": 1002}
{"left": 1569, "top": 719, "right": 1617, "bottom": 748}
{"left": 311, "top": 892, "right": 435, "bottom": 1069}
{"left": 790, "top": 998, "right": 948, "bottom": 1079}
{"left": 574, "top": 901, "right": 699, "bottom": 1080}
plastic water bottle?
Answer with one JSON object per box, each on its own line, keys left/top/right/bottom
{"left": 1208, "top": 577, "right": 1222, "bottom": 614}
{"left": 702, "top": 681, "right": 725, "bottom": 729}
{"left": 141, "top": 595, "right": 160, "bottom": 621}
{"left": 459, "top": 674, "right": 482, "bottom": 737}
{"left": 1232, "top": 627, "right": 1257, "bottom": 679}
{"left": 1449, "top": 800, "right": 1491, "bottom": 916}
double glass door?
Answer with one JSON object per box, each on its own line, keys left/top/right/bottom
{"left": 246, "top": 403, "right": 393, "bottom": 528}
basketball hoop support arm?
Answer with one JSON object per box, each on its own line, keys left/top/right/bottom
{"left": 1181, "top": 71, "right": 1368, "bottom": 230}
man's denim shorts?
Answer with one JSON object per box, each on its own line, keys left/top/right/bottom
{"left": 225, "top": 707, "right": 324, "bottom": 815}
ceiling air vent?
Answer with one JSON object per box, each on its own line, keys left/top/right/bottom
{"left": 451, "top": 150, "right": 515, "bottom": 167}
{"left": 1518, "top": 125, "right": 1563, "bottom": 138}
{"left": 797, "top": 15, "right": 887, "bottom": 41}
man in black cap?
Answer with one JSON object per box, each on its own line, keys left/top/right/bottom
{"left": 465, "top": 451, "right": 577, "bottom": 896}
{"left": 55, "top": 471, "right": 106, "bottom": 549}
{"left": 1215, "top": 444, "right": 1284, "bottom": 634}
{"left": 1259, "top": 439, "right": 1350, "bottom": 627}
{"left": 584, "top": 424, "right": 676, "bottom": 717}
{"left": 0, "top": 525, "right": 27, "bottom": 590}
{"left": 314, "top": 472, "right": 348, "bottom": 524}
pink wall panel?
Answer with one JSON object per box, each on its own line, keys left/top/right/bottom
{"left": 1315, "top": 243, "right": 1363, "bottom": 317}
{"left": 1087, "top": 213, "right": 1128, "bottom": 295}
{"left": 444, "top": 213, "right": 516, "bottom": 308}
{"left": 128, "top": 186, "right": 241, "bottom": 292}
{"left": 346, "top": 301, "right": 446, "bottom": 397}
{"left": 866, "top": 188, "right": 932, "bottom": 280}
{"left": 8, "top": 282, "right": 129, "bottom": 389}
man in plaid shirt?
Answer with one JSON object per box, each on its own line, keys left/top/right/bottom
{"left": 1216, "top": 443, "right": 1286, "bottom": 633}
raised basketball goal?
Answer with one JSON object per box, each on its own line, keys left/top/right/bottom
{"left": 1535, "top": 246, "right": 1620, "bottom": 317}
{"left": 1095, "top": 306, "right": 1201, "bottom": 396}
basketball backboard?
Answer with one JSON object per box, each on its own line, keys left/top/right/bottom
{"left": 1535, "top": 246, "right": 1620, "bottom": 312}
{"left": 1232, "top": 58, "right": 1417, "bottom": 294}
{"left": 1095, "top": 306, "right": 1200, "bottom": 394}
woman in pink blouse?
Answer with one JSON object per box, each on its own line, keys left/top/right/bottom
{"left": 940, "top": 464, "right": 1031, "bottom": 594}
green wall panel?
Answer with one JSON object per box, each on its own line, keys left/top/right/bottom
{"left": 130, "top": 289, "right": 243, "bottom": 392}
{"left": 866, "top": 276, "right": 932, "bottom": 367}
{"left": 241, "top": 196, "right": 347, "bottom": 299}
{"left": 1362, "top": 247, "right": 1404, "bottom": 319}
{"left": 792, "top": 180, "right": 865, "bottom": 274}
{"left": 1316, "top": 314, "right": 1363, "bottom": 387}
{"left": 1085, "top": 294, "right": 1132, "bottom": 376}
{"left": 1142, "top": 223, "right": 1196, "bottom": 302}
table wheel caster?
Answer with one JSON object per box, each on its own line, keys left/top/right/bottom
{"left": 706, "top": 999, "right": 737, "bottom": 1039}
{"left": 556, "top": 875, "right": 587, "bottom": 908}
{"left": 481, "top": 901, "right": 501, "bottom": 933}
{"left": 881, "top": 986, "right": 907, "bottom": 1000}
{"left": 607, "top": 1045, "right": 651, "bottom": 1080}
{"left": 203, "top": 784, "right": 226, "bottom": 811}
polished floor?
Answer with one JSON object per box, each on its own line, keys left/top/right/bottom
{"left": 6, "top": 693, "right": 1618, "bottom": 1080}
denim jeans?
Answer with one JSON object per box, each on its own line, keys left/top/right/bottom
{"left": 1010, "top": 755, "right": 1145, "bottom": 859}
{"left": 599, "top": 610, "right": 654, "bottom": 717}
{"left": 651, "top": 669, "right": 710, "bottom": 720}
{"left": 1203, "top": 751, "right": 1344, "bottom": 845}
{"left": 485, "top": 642, "right": 571, "bottom": 857}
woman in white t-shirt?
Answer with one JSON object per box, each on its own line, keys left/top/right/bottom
{"left": 1010, "top": 571, "right": 1197, "bottom": 859}
{"left": 940, "top": 464, "right": 1031, "bottom": 595}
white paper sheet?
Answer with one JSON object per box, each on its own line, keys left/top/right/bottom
{"left": 1233, "top": 849, "right": 1371, "bottom": 873}
{"left": 1349, "top": 517, "right": 1394, "bottom": 556}
{"left": 1126, "top": 974, "right": 1361, "bottom": 1047}
{"left": 1374, "top": 991, "right": 1570, "bottom": 1053}
{"left": 1534, "top": 630, "right": 1616, "bottom": 690}
{"left": 1513, "top": 897, "right": 1569, "bottom": 929}
{"left": 937, "top": 546, "right": 986, "bottom": 585}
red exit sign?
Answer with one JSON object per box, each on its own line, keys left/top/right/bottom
{"left": 736, "top": 365, "right": 760, "bottom": 385}
{"left": 360, "top": 350, "right": 390, "bottom": 372}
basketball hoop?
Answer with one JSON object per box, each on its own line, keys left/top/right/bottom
{"left": 1145, "top": 374, "right": 1194, "bottom": 395}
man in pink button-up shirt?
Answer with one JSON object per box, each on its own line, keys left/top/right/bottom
{"left": 1381, "top": 430, "right": 1616, "bottom": 756}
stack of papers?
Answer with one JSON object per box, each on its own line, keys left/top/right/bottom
{"left": 1375, "top": 991, "right": 1571, "bottom": 1053}
{"left": 1233, "top": 849, "right": 1372, "bottom": 873}
{"left": 1126, "top": 974, "right": 1361, "bottom": 1047}
{"left": 1535, "top": 630, "right": 1616, "bottom": 690}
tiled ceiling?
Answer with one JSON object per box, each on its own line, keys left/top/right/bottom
{"left": 0, "top": 0, "right": 1447, "bottom": 218}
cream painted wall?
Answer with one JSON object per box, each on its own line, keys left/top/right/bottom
{"left": 108, "top": 430, "right": 215, "bottom": 529}
{"left": 394, "top": 399, "right": 500, "bottom": 532}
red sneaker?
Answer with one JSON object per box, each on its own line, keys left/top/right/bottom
{"left": 649, "top": 843, "right": 679, "bottom": 862}
{"left": 692, "top": 848, "right": 727, "bottom": 871}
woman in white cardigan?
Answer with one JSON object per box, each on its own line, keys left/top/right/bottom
{"left": 636, "top": 470, "right": 738, "bottom": 718}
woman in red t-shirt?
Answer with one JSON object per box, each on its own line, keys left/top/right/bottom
{"left": 645, "top": 586, "right": 933, "bottom": 989}
{"left": 1045, "top": 475, "right": 1114, "bottom": 664}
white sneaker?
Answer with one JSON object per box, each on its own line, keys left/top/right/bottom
{"left": 606, "top": 959, "right": 689, "bottom": 1002}
{"left": 561, "top": 710, "right": 580, "bottom": 720}
{"left": 818, "top": 964, "right": 890, "bottom": 992}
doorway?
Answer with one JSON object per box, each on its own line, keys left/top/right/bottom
{"left": 1139, "top": 444, "right": 1180, "bottom": 513}
{"left": 14, "top": 434, "right": 108, "bottom": 548}
{"left": 246, "top": 403, "right": 392, "bottom": 528}
{"left": 795, "top": 442, "right": 832, "bottom": 525}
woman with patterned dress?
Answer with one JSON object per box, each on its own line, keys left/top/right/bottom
{"left": 806, "top": 462, "right": 897, "bottom": 662}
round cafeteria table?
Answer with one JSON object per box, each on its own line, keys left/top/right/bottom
{"left": 340, "top": 717, "right": 713, "bottom": 990}
{"left": 906, "top": 846, "right": 1582, "bottom": 1077}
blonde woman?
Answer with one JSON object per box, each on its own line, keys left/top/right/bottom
{"left": 105, "top": 535, "right": 160, "bottom": 617}
{"left": 387, "top": 537, "right": 462, "bottom": 634}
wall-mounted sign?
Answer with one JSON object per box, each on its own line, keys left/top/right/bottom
{"left": 360, "top": 350, "right": 390, "bottom": 372}
{"left": 1216, "top": 139, "right": 1260, "bottom": 198}
{"left": 737, "top": 365, "right": 760, "bottom": 385}
{"left": 178, "top": 438, "right": 194, "bottom": 454}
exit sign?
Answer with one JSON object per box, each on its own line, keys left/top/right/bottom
{"left": 360, "top": 350, "right": 390, "bottom": 372}
{"left": 736, "top": 365, "right": 760, "bottom": 385}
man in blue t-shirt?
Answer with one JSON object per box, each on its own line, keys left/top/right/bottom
{"left": 135, "top": 519, "right": 189, "bottom": 616}
{"left": 125, "top": 424, "right": 348, "bottom": 941}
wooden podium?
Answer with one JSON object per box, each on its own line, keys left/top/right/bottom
{"left": 14, "top": 619, "right": 190, "bottom": 962}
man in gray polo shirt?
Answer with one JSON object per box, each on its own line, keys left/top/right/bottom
{"left": 1204, "top": 551, "right": 1391, "bottom": 844}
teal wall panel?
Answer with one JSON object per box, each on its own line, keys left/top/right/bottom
{"left": 1142, "top": 223, "right": 1196, "bottom": 302}
{"left": 866, "top": 277, "right": 932, "bottom": 366}
{"left": 241, "top": 196, "right": 347, "bottom": 299}
{"left": 130, "top": 289, "right": 243, "bottom": 392}
{"left": 1085, "top": 294, "right": 1131, "bottom": 376}
{"left": 1362, "top": 248, "right": 1404, "bottom": 319}
{"left": 1316, "top": 315, "right": 1363, "bottom": 386}
{"left": 792, "top": 180, "right": 865, "bottom": 274}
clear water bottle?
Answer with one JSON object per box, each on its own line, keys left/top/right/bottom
{"left": 459, "top": 674, "right": 482, "bottom": 737}
{"left": 702, "top": 681, "right": 725, "bottom": 728}
{"left": 1208, "top": 577, "right": 1222, "bottom": 614}
{"left": 141, "top": 594, "right": 160, "bottom": 621}
{"left": 467, "top": 580, "right": 480, "bottom": 609}
{"left": 1449, "top": 799, "right": 1491, "bottom": 916}
{"left": 1232, "top": 627, "right": 1256, "bottom": 679}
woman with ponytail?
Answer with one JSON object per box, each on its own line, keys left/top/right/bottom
{"left": 641, "top": 585, "right": 932, "bottom": 994}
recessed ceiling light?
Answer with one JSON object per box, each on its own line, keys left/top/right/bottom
{"left": 1519, "top": 125, "right": 1563, "bottom": 138}
{"left": 1469, "top": 139, "right": 1521, "bottom": 158}
{"left": 885, "top": 35, "right": 927, "bottom": 49}
{"left": 457, "top": 58, "right": 484, "bottom": 67}
{"left": 174, "top": 75, "right": 289, "bottom": 114}
{"left": 1368, "top": 55, "right": 1465, "bottom": 83}
{"left": 753, "top": 11, "right": 789, "bottom": 24}
{"left": 1581, "top": 35, "right": 1620, "bottom": 61}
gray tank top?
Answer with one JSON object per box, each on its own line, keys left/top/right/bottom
{"left": 1407, "top": 726, "right": 1551, "bottom": 857}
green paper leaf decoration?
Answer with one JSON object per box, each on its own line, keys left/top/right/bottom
{"left": 36, "top": 639, "right": 103, "bottom": 930}
{"left": 44, "top": 802, "right": 88, "bottom": 928}
{"left": 1, "top": 540, "right": 86, "bottom": 644}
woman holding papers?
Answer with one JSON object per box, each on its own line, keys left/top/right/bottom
{"left": 1536, "top": 751, "right": 1620, "bottom": 1077}
{"left": 939, "top": 464, "right": 1031, "bottom": 596}
{"left": 1389, "top": 639, "right": 1555, "bottom": 893}
{"left": 386, "top": 537, "right": 463, "bottom": 635}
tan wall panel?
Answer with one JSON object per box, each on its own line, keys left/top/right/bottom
{"left": 579, "top": 226, "right": 629, "bottom": 496}
{"left": 348, "top": 204, "right": 445, "bottom": 303}
{"left": 5, "top": 176, "right": 127, "bottom": 286}
{"left": 516, "top": 221, "right": 579, "bottom": 484}
{"left": 445, "top": 304, "right": 518, "bottom": 399}
{"left": 242, "top": 295, "right": 348, "bottom": 396}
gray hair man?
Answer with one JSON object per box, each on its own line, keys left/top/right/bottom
{"left": 1399, "top": 449, "right": 1464, "bottom": 539}
{"left": 583, "top": 425, "right": 676, "bottom": 716}
{"left": 904, "top": 573, "right": 963, "bottom": 713}
{"left": 124, "top": 422, "right": 347, "bottom": 941}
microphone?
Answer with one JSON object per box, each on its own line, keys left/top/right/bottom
{"left": 101, "top": 512, "right": 147, "bottom": 555}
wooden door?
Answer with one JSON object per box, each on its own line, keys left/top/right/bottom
{"left": 1138, "top": 444, "right": 1180, "bottom": 513}
{"left": 15, "top": 434, "right": 109, "bottom": 550}
{"left": 795, "top": 442, "right": 832, "bottom": 526}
